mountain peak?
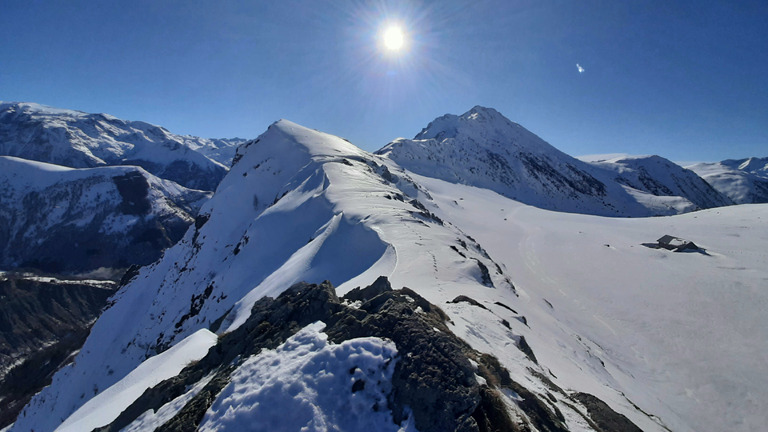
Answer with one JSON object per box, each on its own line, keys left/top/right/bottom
{"left": 462, "top": 105, "right": 506, "bottom": 122}
{"left": 234, "top": 118, "right": 365, "bottom": 165}
{"left": 412, "top": 105, "right": 522, "bottom": 142}
{"left": 1, "top": 101, "right": 88, "bottom": 118}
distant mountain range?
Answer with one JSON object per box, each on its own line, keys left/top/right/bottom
{"left": 2, "top": 103, "right": 766, "bottom": 432}
{"left": 0, "top": 156, "right": 210, "bottom": 274}
{"left": 0, "top": 102, "right": 244, "bottom": 191}
{"left": 688, "top": 157, "right": 768, "bottom": 204}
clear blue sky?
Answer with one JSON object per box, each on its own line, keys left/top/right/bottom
{"left": 2, "top": 1, "right": 766, "bottom": 162}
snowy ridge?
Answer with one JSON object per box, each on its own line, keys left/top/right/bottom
{"left": 379, "top": 106, "right": 729, "bottom": 216}
{"left": 12, "top": 120, "right": 403, "bottom": 431}
{"left": 688, "top": 157, "right": 768, "bottom": 204}
{"left": 10, "top": 113, "right": 767, "bottom": 432}
{"left": 0, "top": 155, "right": 210, "bottom": 273}
{"left": 0, "top": 102, "right": 233, "bottom": 191}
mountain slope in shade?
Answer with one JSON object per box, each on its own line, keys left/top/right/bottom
{"left": 0, "top": 273, "right": 118, "bottom": 428}
{"left": 378, "top": 106, "right": 729, "bottom": 216}
{"left": 0, "top": 156, "right": 210, "bottom": 274}
{"left": 0, "top": 102, "right": 230, "bottom": 191}
{"left": 688, "top": 157, "right": 768, "bottom": 204}
{"left": 10, "top": 117, "right": 767, "bottom": 432}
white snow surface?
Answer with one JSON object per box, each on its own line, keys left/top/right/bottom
{"left": 14, "top": 115, "right": 768, "bottom": 432}
{"left": 199, "top": 321, "right": 412, "bottom": 432}
{"left": 56, "top": 329, "right": 217, "bottom": 432}
{"left": 688, "top": 157, "right": 768, "bottom": 204}
{"left": 417, "top": 174, "right": 768, "bottom": 432}
{"left": 586, "top": 154, "right": 732, "bottom": 211}
{"left": 178, "top": 136, "right": 248, "bottom": 167}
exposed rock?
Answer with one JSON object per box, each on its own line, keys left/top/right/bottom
{"left": 572, "top": 393, "right": 643, "bottom": 432}
{"left": 342, "top": 275, "right": 393, "bottom": 303}
{"left": 0, "top": 272, "right": 117, "bottom": 429}
{"left": 449, "top": 295, "right": 488, "bottom": 310}
{"left": 95, "top": 278, "right": 623, "bottom": 432}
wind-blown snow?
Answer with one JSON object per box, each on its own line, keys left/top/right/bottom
{"left": 200, "top": 321, "right": 412, "bottom": 432}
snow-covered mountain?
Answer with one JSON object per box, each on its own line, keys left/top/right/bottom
{"left": 378, "top": 106, "right": 730, "bottom": 216}
{"left": 179, "top": 136, "right": 249, "bottom": 167}
{"left": 688, "top": 157, "right": 768, "bottom": 204}
{"left": 0, "top": 102, "right": 234, "bottom": 191}
{"left": 10, "top": 118, "right": 767, "bottom": 432}
{"left": 586, "top": 154, "right": 732, "bottom": 210}
{"left": 0, "top": 156, "right": 210, "bottom": 274}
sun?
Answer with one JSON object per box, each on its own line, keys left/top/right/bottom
{"left": 382, "top": 25, "right": 405, "bottom": 52}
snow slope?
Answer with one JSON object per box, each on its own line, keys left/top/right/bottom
{"left": 688, "top": 157, "right": 768, "bottom": 204}
{"left": 378, "top": 106, "right": 730, "bottom": 216}
{"left": 56, "top": 329, "right": 217, "bottom": 432}
{"left": 0, "top": 156, "right": 210, "bottom": 273}
{"left": 416, "top": 172, "right": 768, "bottom": 432}
{"left": 12, "top": 118, "right": 767, "bottom": 432}
{"left": 0, "top": 102, "right": 230, "bottom": 191}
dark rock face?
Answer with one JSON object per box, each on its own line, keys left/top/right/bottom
{"left": 572, "top": 393, "right": 643, "bottom": 432}
{"left": 113, "top": 172, "right": 151, "bottom": 215}
{"left": 0, "top": 273, "right": 117, "bottom": 429}
{"left": 93, "top": 278, "right": 638, "bottom": 432}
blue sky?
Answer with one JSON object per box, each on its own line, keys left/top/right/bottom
{"left": 1, "top": 1, "right": 766, "bottom": 162}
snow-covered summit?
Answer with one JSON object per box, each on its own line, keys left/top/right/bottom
{"left": 412, "top": 106, "right": 557, "bottom": 157}
{"left": 0, "top": 102, "right": 231, "bottom": 190}
{"left": 379, "top": 106, "right": 728, "bottom": 216}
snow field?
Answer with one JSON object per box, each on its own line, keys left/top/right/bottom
{"left": 416, "top": 172, "right": 768, "bottom": 432}
{"left": 200, "top": 322, "right": 412, "bottom": 432}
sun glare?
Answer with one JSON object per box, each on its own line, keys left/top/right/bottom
{"left": 382, "top": 25, "right": 405, "bottom": 51}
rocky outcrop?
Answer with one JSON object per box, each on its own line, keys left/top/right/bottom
{"left": 93, "top": 278, "right": 639, "bottom": 432}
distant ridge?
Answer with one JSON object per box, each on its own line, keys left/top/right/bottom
{"left": 378, "top": 106, "right": 731, "bottom": 216}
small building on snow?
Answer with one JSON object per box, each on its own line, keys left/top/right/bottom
{"left": 657, "top": 235, "right": 699, "bottom": 252}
